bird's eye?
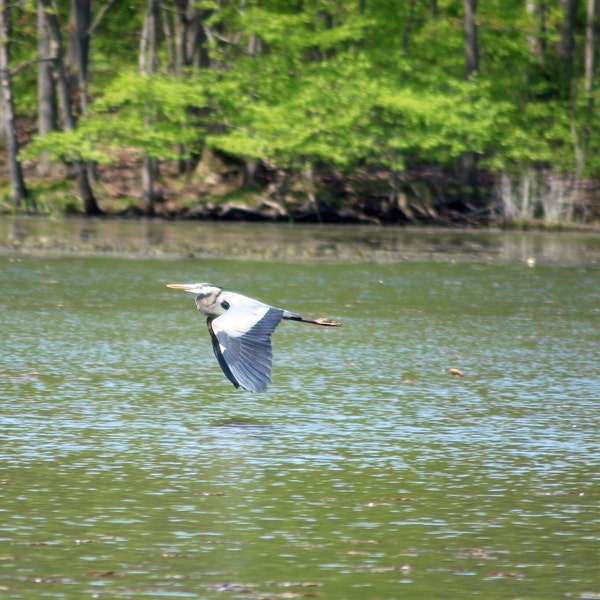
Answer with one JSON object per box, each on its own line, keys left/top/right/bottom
{"left": 221, "top": 300, "right": 230, "bottom": 310}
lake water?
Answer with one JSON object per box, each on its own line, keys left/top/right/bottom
{"left": 1, "top": 218, "right": 599, "bottom": 599}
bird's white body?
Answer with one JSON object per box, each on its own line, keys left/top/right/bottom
{"left": 167, "top": 282, "right": 339, "bottom": 392}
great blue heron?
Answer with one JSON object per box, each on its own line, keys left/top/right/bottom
{"left": 167, "top": 283, "right": 341, "bottom": 392}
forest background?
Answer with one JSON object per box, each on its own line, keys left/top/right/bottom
{"left": 1, "top": 0, "right": 600, "bottom": 226}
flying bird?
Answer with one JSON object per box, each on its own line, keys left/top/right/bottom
{"left": 167, "top": 283, "right": 341, "bottom": 392}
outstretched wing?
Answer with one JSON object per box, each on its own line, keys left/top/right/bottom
{"left": 208, "top": 293, "right": 284, "bottom": 392}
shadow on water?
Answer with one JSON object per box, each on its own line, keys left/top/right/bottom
{"left": 209, "top": 417, "right": 275, "bottom": 439}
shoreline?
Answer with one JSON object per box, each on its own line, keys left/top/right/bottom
{"left": 2, "top": 216, "right": 599, "bottom": 265}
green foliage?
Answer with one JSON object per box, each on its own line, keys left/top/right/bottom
{"left": 208, "top": 49, "right": 512, "bottom": 175}
{"left": 203, "top": 0, "right": 596, "bottom": 183}
{"left": 27, "top": 70, "right": 209, "bottom": 163}
{"left": 10, "top": 0, "right": 600, "bottom": 222}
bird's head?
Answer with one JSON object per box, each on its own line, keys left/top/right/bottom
{"left": 166, "top": 282, "right": 221, "bottom": 299}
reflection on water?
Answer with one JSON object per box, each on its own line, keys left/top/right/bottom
{"left": 1, "top": 216, "right": 600, "bottom": 264}
{"left": 1, "top": 241, "right": 599, "bottom": 599}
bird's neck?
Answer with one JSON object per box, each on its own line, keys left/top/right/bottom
{"left": 196, "top": 293, "right": 225, "bottom": 318}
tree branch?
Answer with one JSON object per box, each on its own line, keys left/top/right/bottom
{"left": 87, "top": 0, "right": 118, "bottom": 37}
{"left": 10, "top": 56, "right": 54, "bottom": 76}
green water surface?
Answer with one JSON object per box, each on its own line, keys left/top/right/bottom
{"left": 1, "top": 222, "right": 599, "bottom": 599}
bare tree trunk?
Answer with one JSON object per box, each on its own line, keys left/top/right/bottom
{"left": 141, "top": 153, "right": 157, "bottom": 215}
{"left": 462, "top": 0, "right": 479, "bottom": 204}
{"left": 140, "top": 0, "right": 160, "bottom": 75}
{"left": 37, "top": 0, "right": 58, "bottom": 175}
{"left": 162, "top": 3, "right": 176, "bottom": 73}
{"left": 0, "top": 0, "right": 30, "bottom": 208}
{"left": 401, "top": 0, "right": 416, "bottom": 57}
{"left": 169, "top": 1, "right": 186, "bottom": 173}
{"left": 182, "top": 0, "right": 211, "bottom": 68}
{"left": 67, "top": 0, "right": 92, "bottom": 116}
{"left": 139, "top": 0, "right": 160, "bottom": 216}
{"left": 167, "top": 0, "right": 213, "bottom": 70}
{"left": 303, "top": 163, "right": 322, "bottom": 223}
{"left": 557, "top": 0, "right": 578, "bottom": 96}
{"left": 39, "top": 0, "right": 102, "bottom": 215}
{"left": 68, "top": 0, "right": 98, "bottom": 183}
{"left": 584, "top": 0, "right": 597, "bottom": 92}
{"left": 583, "top": 0, "right": 597, "bottom": 151}
{"left": 167, "top": 0, "right": 212, "bottom": 176}
{"left": 526, "top": 0, "right": 549, "bottom": 57}
{"left": 171, "top": 0, "right": 186, "bottom": 73}
{"left": 464, "top": 0, "right": 478, "bottom": 78}
{"left": 557, "top": 0, "right": 583, "bottom": 191}
{"left": 578, "top": 0, "right": 598, "bottom": 190}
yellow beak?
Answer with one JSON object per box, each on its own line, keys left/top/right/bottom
{"left": 166, "top": 283, "right": 200, "bottom": 293}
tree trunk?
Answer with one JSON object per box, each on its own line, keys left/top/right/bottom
{"left": 462, "top": 0, "right": 479, "bottom": 204}
{"left": 139, "top": 0, "right": 160, "bottom": 216}
{"left": 584, "top": 0, "right": 597, "bottom": 124}
{"left": 303, "top": 163, "right": 322, "bottom": 223}
{"left": 142, "top": 153, "right": 157, "bottom": 216}
{"left": 463, "top": 0, "right": 478, "bottom": 78}
{"left": 171, "top": 0, "right": 212, "bottom": 69}
{"left": 526, "top": 0, "right": 548, "bottom": 57}
{"left": 580, "top": 0, "right": 597, "bottom": 179}
{"left": 165, "top": 0, "right": 212, "bottom": 71}
{"left": 39, "top": 0, "right": 102, "bottom": 215}
{"left": 185, "top": 1, "right": 211, "bottom": 68}
{"left": 170, "top": 0, "right": 185, "bottom": 73}
{"left": 37, "top": 0, "right": 58, "bottom": 176}
{"left": 67, "top": 0, "right": 92, "bottom": 116}
{"left": 68, "top": 0, "right": 98, "bottom": 183}
{"left": 0, "top": 0, "right": 30, "bottom": 208}
{"left": 401, "top": 0, "right": 416, "bottom": 57}
{"left": 557, "top": 0, "right": 578, "bottom": 95}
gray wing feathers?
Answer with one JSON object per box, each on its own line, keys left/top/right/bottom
{"left": 211, "top": 295, "right": 284, "bottom": 392}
